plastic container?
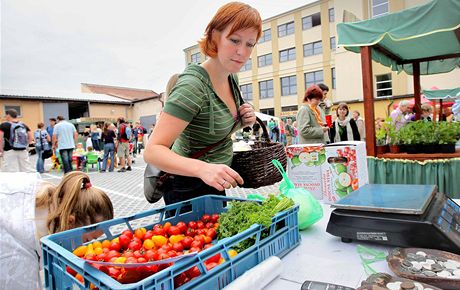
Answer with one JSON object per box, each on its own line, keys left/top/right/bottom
{"left": 41, "top": 195, "right": 300, "bottom": 290}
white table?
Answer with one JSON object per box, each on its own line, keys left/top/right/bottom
{"left": 265, "top": 203, "right": 393, "bottom": 289}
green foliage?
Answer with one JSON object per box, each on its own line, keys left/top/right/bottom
{"left": 398, "top": 120, "right": 460, "bottom": 145}
{"left": 216, "top": 195, "right": 294, "bottom": 252}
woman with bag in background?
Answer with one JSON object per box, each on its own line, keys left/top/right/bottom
{"left": 0, "top": 171, "right": 114, "bottom": 289}
{"left": 297, "top": 85, "right": 330, "bottom": 144}
{"left": 144, "top": 2, "right": 260, "bottom": 205}
{"left": 34, "top": 122, "right": 51, "bottom": 173}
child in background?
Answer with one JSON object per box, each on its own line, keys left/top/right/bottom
{"left": 75, "top": 143, "right": 86, "bottom": 170}
{"left": 0, "top": 171, "right": 114, "bottom": 289}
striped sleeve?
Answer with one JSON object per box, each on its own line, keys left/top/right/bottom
{"left": 163, "top": 76, "right": 205, "bottom": 122}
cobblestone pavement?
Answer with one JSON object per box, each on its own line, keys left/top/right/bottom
{"left": 36, "top": 152, "right": 281, "bottom": 220}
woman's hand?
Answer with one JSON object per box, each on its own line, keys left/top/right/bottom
{"left": 198, "top": 163, "right": 244, "bottom": 191}
{"left": 239, "top": 103, "right": 256, "bottom": 127}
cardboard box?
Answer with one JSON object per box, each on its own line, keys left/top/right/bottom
{"left": 321, "top": 141, "right": 369, "bottom": 203}
{"left": 286, "top": 144, "right": 326, "bottom": 200}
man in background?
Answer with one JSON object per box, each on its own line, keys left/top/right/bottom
{"left": 352, "top": 110, "right": 366, "bottom": 141}
{"left": 53, "top": 115, "right": 78, "bottom": 174}
{"left": 46, "top": 118, "right": 56, "bottom": 145}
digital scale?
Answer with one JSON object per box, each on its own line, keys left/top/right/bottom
{"left": 326, "top": 184, "right": 460, "bottom": 254}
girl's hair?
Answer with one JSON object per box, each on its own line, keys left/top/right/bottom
{"left": 164, "top": 74, "right": 180, "bottom": 102}
{"left": 90, "top": 124, "right": 97, "bottom": 132}
{"left": 36, "top": 171, "right": 114, "bottom": 234}
{"left": 37, "top": 122, "right": 45, "bottom": 129}
{"left": 103, "top": 122, "right": 110, "bottom": 135}
{"left": 304, "top": 85, "right": 324, "bottom": 102}
{"left": 198, "top": 2, "right": 262, "bottom": 57}
{"left": 336, "top": 103, "right": 349, "bottom": 116}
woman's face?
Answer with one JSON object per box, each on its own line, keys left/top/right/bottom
{"left": 215, "top": 25, "right": 257, "bottom": 73}
{"left": 337, "top": 107, "right": 348, "bottom": 118}
{"left": 308, "top": 97, "right": 321, "bottom": 106}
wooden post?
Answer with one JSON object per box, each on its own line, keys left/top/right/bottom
{"left": 413, "top": 62, "right": 421, "bottom": 120}
{"left": 439, "top": 99, "right": 443, "bottom": 121}
{"left": 360, "top": 46, "right": 376, "bottom": 156}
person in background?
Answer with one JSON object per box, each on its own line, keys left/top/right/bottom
{"left": 144, "top": 2, "right": 259, "bottom": 205}
{"left": 297, "top": 85, "right": 329, "bottom": 144}
{"left": 329, "top": 103, "right": 361, "bottom": 142}
{"left": 0, "top": 109, "right": 34, "bottom": 172}
{"left": 117, "top": 117, "right": 132, "bottom": 172}
{"left": 46, "top": 118, "right": 56, "bottom": 145}
{"left": 0, "top": 171, "right": 113, "bottom": 289}
{"left": 352, "top": 110, "right": 366, "bottom": 141}
{"left": 390, "top": 100, "right": 412, "bottom": 131}
{"left": 136, "top": 122, "right": 147, "bottom": 155}
{"left": 421, "top": 103, "right": 433, "bottom": 121}
{"left": 268, "top": 118, "right": 275, "bottom": 141}
{"left": 101, "top": 122, "right": 117, "bottom": 172}
{"left": 375, "top": 117, "right": 385, "bottom": 131}
{"left": 90, "top": 124, "right": 100, "bottom": 151}
{"left": 131, "top": 123, "right": 138, "bottom": 158}
{"left": 34, "top": 122, "right": 51, "bottom": 173}
{"left": 53, "top": 115, "right": 78, "bottom": 174}
{"left": 252, "top": 121, "right": 261, "bottom": 140}
{"left": 317, "top": 83, "right": 332, "bottom": 116}
{"left": 284, "top": 118, "right": 294, "bottom": 146}
{"left": 272, "top": 122, "right": 280, "bottom": 142}
{"left": 292, "top": 121, "right": 299, "bottom": 144}
{"left": 279, "top": 119, "right": 286, "bottom": 145}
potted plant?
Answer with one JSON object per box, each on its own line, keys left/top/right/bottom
{"left": 375, "top": 125, "right": 388, "bottom": 154}
{"left": 386, "top": 119, "right": 401, "bottom": 153}
{"left": 436, "top": 121, "right": 460, "bottom": 153}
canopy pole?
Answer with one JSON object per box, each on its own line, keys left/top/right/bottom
{"left": 360, "top": 46, "right": 376, "bottom": 157}
{"left": 413, "top": 62, "right": 421, "bottom": 120}
{"left": 439, "top": 99, "right": 443, "bottom": 121}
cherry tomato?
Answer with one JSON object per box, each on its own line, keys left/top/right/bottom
{"left": 176, "top": 222, "right": 187, "bottom": 234}
{"left": 210, "top": 214, "right": 219, "bottom": 223}
{"left": 206, "top": 253, "right": 221, "bottom": 264}
{"left": 168, "top": 226, "right": 181, "bottom": 236}
{"left": 163, "top": 222, "right": 171, "bottom": 233}
{"left": 121, "top": 230, "right": 133, "bottom": 239}
{"left": 194, "top": 235, "right": 205, "bottom": 245}
{"left": 172, "top": 242, "right": 184, "bottom": 252}
{"left": 206, "top": 228, "right": 217, "bottom": 240}
{"left": 66, "top": 266, "right": 77, "bottom": 276}
{"left": 205, "top": 262, "right": 218, "bottom": 271}
{"left": 143, "top": 230, "right": 154, "bottom": 241}
{"left": 153, "top": 227, "right": 165, "bottom": 236}
{"left": 134, "top": 228, "right": 146, "bottom": 240}
{"left": 185, "top": 228, "right": 196, "bottom": 237}
{"left": 196, "top": 221, "right": 205, "bottom": 229}
{"left": 181, "top": 236, "right": 193, "bottom": 249}
{"left": 118, "top": 234, "right": 131, "bottom": 249}
{"left": 191, "top": 240, "right": 203, "bottom": 249}
{"left": 189, "top": 246, "right": 201, "bottom": 253}
{"left": 128, "top": 240, "right": 142, "bottom": 251}
{"left": 185, "top": 266, "right": 201, "bottom": 279}
{"left": 109, "top": 242, "right": 121, "bottom": 252}
{"left": 205, "top": 222, "right": 214, "bottom": 229}
{"left": 201, "top": 214, "right": 211, "bottom": 223}
{"left": 144, "top": 249, "right": 159, "bottom": 261}
{"left": 174, "top": 272, "right": 189, "bottom": 288}
{"left": 188, "top": 221, "right": 197, "bottom": 229}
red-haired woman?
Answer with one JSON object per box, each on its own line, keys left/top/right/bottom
{"left": 144, "top": 2, "right": 261, "bottom": 204}
{"left": 297, "top": 85, "right": 330, "bottom": 144}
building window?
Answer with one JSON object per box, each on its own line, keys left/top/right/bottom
{"left": 258, "top": 53, "right": 272, "bottom": 67}
{"left": 240, "top": 59, "right": 252, "bottom": 72}
{"left": 302, "top": 12, "right": 321, "bottom": 30}
{"left": 191, "top": 53, "right": 200, "bottom": 64}
{"left": 330, "top": 37, "right": 336, "bottom": 51}
{"left": 371, "top": 0, "right": 389, "bottom": 18}
{"left": 303, "top": 41, "right": 323, "bottom": 57}
{"left": 259, "top": 80, "right": 274, "bottom": 99}
{"left": 279, "top": 47, "right": 296, "bottom": 62}
{"left": 329, "top": 8, "right": 335, "bottom": 22}
{"left": 304, "top": 70, "right": 324, "bottom": 89}
{"left": 331, "top": 67, "right": 336, "bottom": 89}
{"left": 4, "top": 105, "right": 22, "bottom": 117}
{"left": 278, "top": 21, "right": 295, "bottom": 37}
{"left": 260, "top": 108, "right": 275, "bottom": 116}
{"left": 376, "top": 73, "right": 392, "bottom": 97}
{"left": 281, "top": 75, "right": 297, "bottom": 96}
{"left": 240, "top": 84, "right": 253, "bottom": 101}
{"left": 282, "top": 105, "right": 298, "bottom": 112}
{"left": 258, "top": 29, "right": 271, "bottom": 43}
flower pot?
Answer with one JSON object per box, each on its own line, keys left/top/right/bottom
{"left": 438, "top": 144, "right": 455, "bottom": 153}
{"left": 389, "top": 145, "right": 400, "bottom": 154}
{"left": 405, "top": 145, "right": 419, "bottom": 154}
{"left": 376, "top": 145, "right": 389, "bottom": 155}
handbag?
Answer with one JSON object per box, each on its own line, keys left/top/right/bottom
{"left": 143, "top": 132, "right": 235, "bottom": 203}
{"left": 38, "top": 130, "right": 53, "bottom": 160}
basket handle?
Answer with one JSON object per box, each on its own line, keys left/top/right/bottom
{"left": 255, "top": 116, "right": 271, "bottom": 143}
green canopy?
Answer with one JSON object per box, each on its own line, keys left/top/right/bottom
{"left": 423, "top": 87, "right": 460, "bottom": 100}
{"left": 337, "top": 0, "right": 460, "bottom": 75}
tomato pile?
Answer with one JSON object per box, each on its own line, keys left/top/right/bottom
{"left": 68, "top": 214, "right": 238, "bottom": 288}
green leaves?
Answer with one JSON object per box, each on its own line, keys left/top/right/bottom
{"left": 398, "top": 120, "right": 460, "bottom": 145}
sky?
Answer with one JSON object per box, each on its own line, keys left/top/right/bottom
{"left": 1, "top": 0, "right": 315, "bottom": 95}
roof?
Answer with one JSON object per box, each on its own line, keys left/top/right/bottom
{"left": 81, "top": 83, "right": 159, "bottom": 101}
{"left": 0, "top": 88, "right": 132, "bottom": 104}
{"left": 423, "top": 87, "right": 460, "bottom": 100}
{"left": 337, "top": 0, "right": 460, "bottom": 75}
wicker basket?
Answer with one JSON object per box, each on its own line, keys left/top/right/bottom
{"left": 231, "top": 117, "right": 287, "bottom": 188}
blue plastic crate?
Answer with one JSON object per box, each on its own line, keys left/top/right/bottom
{"left": 41, "top": 195, "right": 300, "bottom": 290}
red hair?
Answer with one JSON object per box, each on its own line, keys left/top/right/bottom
{"left": 304, "top": 85, "right": 324, "bottom": 102}
{"left": 198, "top": 2, "right": 262, "bottom": 58}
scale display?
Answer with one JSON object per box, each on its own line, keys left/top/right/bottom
{"left": 326, "top": 184, "right": 460, "bottom": 254}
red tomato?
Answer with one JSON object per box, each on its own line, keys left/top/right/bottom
{"left": 191, "top": 240, "right": 203, "bottom": 249}
{"left": 108, "top": 267, "right": 121, "bottom": 279}
{"left": 134, "top": 228, "right": 145, "bottom": 240}
{"left": 203, "top": 236, "right": 212, "bottom": 244}
{"left": 143, "top": 230, "right": 154, "bottom": 241}
{"left": 109, "top": 242, "right": 121, "bottom": 252}
{"left": 118, "top": 234, "right": 131, "bottom": 249}
{"left": 176, "top": 222, "right": 187, "bottom": 234}
{"left": 201, "top": 214, "right": 210, "bottom": 223}
{"left": 128, "top": 240, "right": 142, "bottom": 251}
{"left": 126, "top": 257, "right": 138, "bottom": 264}
{"left": 185, "top": 266, "right": 201, "bottom": 279}
{"left": 163, "top": 222, "right": 171, "bottom": 233}
{"left": 189, "top": 246, "right": 201, "bottom": 253}
{"left": 137, "top": 257, "right": 147, "bottom": 263}
{"left": 194, "top": 235, "right": 205, "bottom": 245}
{"left": 172, "top": 242, "right": 184, "bottom": 252}
{"left": 106, "top": 250, "right": 121, "bottom": 260}
{"left": 195, "top": 229, "right": 206, "bottom": 236}
{"left": 96, "top": 253, "right": 107, "bottom": 262}
{"left": 181, "top": 236, "right": 193, "bottom": 249}
{"left": 185, "top": 228, "right": 196, "bottom": 237}
{"left": 146, "top": 264, "right": 159, "bottom": 273}
{"left": 133, "top": 250, "right": 144, "bottom": 259}
{"left": 153, "top": 227, "right": 165, "bottom": 236}
{"left": 159, "top": 253, "right": 170, "bottom": 260}
{"left": 210, "top": 214, "right": 219, "bottom": 223}
{"left": 121, "top": 230, "right": 133, "bottom": 239}
{"left": 196, "top": 221, "right": 205, "bottom": 229}
{"left": 174, "top": 272, "right": 189, "bottom": 288}
{"left": 144, "top": 249, "right": 159, "bottom": 261}
{"left": 66, "top": 266, "right": 77, "bottom": 276}
{"left": 167, "top": 250, "right": 177, "bottom": 258}
{"left": 205, "top": 222, "right": 214, "bottom": 229}
{"left": 206, "top": 253, "right": 221, "bottom": 264}
{"left": 123, "top": 251, "right": 134, "bottom": 258}
{"left": 205, "top": 262, "right": 218, "bottom": 271}
{"left": 188, "top": 221, "right": 197, "bottom": 229}
{"left": 206, "top": 228, "right": 217, "bottom": 240}
{"left": 168, "top": 226, "right": 181, "bottom": 236}
{"left": 161, "top": 243, "right": 172, "bottom": 252}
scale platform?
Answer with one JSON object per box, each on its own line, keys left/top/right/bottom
{"left": 326, "top": 184, "right": 460, "bottom": 254}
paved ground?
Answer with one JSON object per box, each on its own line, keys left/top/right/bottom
{"left": 36, "top": 152, "right": 281, "bottom": 220}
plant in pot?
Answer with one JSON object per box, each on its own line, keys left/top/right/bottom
{"left": 436, "top": 121, "right": 460, "bottom": 153}
{"left": 375, "top": 125, "right": 388, "bottom": 155}
{"left": 386, "top": 122, "right": 401, "bottom": 153}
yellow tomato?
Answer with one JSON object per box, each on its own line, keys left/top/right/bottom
{"left": 111, "top": 237, "right": 119, "bottom": 243}
{"left": 85, "top": 244, "right": 95, "bottom": 257}
{"left": 114, "top": 257, "right": 127, "bottom": 264}
{"left": 101, "top": 240, "right": 111, "bottom": 248}
{"left": 94, "top": 247, "right": 103, "bottom": 255}
{"left": 92, "top": 241, "right": 102, "bottom": 249}
{"left": 72, "top": 245, "right": 87, "bottom": 257}
{"left": 152, "top": 235, "right": 168, "bottom": 247}
{"left": 228, "top": 249, "right": 238, "bottom": 258}
{"left": 219, "top": 257, "right": 226, "bottom": 264}
{"left": 143, "top": 239, "right": 154, "bottom": 250}
{"left": 169, "top": 235, "right": 185, "bottom": 244}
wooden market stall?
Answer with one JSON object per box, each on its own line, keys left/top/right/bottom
{"left": 336, "top": 0, "right": 460, "bottom": 197}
